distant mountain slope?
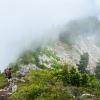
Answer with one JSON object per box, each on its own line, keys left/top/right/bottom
{"left": 57, "top": 17, "right": 100, "bottom": 71}
{"left": 9, "top": 17, "right": 100, "bottom": 73}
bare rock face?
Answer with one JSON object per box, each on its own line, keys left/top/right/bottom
{"left": 16, "top": 64, "right": 38, "bottom": 77}
{"left": 53, "top": 38, "right": 100, "bottom": 72}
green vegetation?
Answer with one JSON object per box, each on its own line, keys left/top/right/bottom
{"left": 8, "top": 47, "right": 60, "bottom": 74}
{"left": 0, "top": 72, "right": 8, "bottom": 88}
{"left": 10, "top": 63, "right": 100, "bottom": 100}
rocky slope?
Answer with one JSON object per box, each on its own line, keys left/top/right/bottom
{"left": 57, "top": 17, "right": 100, "bottom": 72}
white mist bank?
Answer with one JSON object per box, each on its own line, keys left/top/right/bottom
{"left": 0, "top": 0, "right": 99, "bottom": 71}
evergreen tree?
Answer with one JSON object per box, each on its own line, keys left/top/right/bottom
{"left": 78, "top": 52, "right": 89, "bottom": 73}
{"left": 95, "top": 60, "right": 100, "bottom": 80}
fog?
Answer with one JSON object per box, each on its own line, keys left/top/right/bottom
{"left": 0, "top": 0, "right": 99, "bottom": 71}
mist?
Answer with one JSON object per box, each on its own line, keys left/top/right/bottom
{"left": 0, "top": 0, "right": 99, "bottom": 71}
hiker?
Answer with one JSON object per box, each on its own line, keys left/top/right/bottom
{"left": 4, "top": 68, "right": 8, "bottom": 78}
{"left": 4, "top": 68, "right": 12, "bottom": 82}
{"left": 7, "top": 68, "right": 12, "bottom": 82}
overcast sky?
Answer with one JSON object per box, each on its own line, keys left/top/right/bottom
{"left": 0, "top": 0, "right": 100, "bottom": 71}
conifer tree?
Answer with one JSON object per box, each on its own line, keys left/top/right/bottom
{"left": 78, "top": 52, "right": 89, "bottom": 73}
{"left": 95, "top": 60, "right": 100, "bottom": 80}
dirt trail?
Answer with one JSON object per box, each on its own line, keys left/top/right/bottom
{"left": 0, "top": 85, "right": 10, "bottom": 100}
{"left": 0, "top": 90, "right": 9, "bottom": 100}
{"left": 0, "top": 82, "right": 13, "bottom": 100}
